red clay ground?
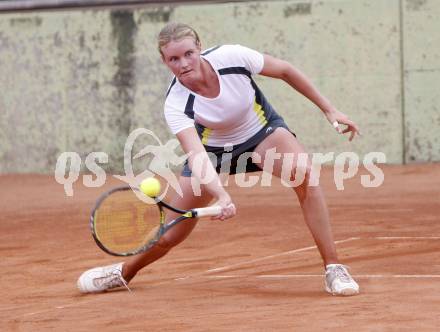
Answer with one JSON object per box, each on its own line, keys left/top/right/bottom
{"left": 1, "top": 164, "right": 439, "bottom": 331}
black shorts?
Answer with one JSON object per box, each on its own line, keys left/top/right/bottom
{"left": 181, "top": 112, "right": 295, "bottom": 177}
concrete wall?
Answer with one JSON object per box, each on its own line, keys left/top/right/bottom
{"left": 0, "top": 0, "right": 439, "bottom": 173}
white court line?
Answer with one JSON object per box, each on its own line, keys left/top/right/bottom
{"left": 179, "top": 235, "right": 439, "bottom": 279}
{"left": 373, "top": 236, "right": 440, "bottom": 240}
{"left": 202, "top": 274, "right": 440, "bottom": 279}
{"left": 257, "top": 274, "right": 440, "bottom": 279}
{"left": 176, "top": 274, "right": 440, "bottom": 281}
{"left": 206, "top": 237, "right": 360, "bottom": 273}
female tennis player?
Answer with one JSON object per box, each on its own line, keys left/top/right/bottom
{"left": 78, "top": 22, "right": 360, "bottom": 295}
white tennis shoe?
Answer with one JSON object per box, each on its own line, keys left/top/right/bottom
{"left": 325, "top": 264, "right": 359, "bottom": 296}
{"left": 77, "top": 262, "right": 130, "bottom": 293}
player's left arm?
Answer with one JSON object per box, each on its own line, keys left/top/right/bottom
{"left": 260, "top": 54, "right": 360, "bottom": 141}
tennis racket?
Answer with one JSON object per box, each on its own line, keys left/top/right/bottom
{"left": 90, "top": 186, "right": 221, "bottom": 256}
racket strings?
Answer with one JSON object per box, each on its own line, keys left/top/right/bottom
{"left": 93, "top": 190, "right": 162, "bottom": 254}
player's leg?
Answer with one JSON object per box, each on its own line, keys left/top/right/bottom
{"left": 253, "top": 127, "right": 359, "bottom": 295}
{"left": 253, "top": 127, "right": 338, "bottom": 265}
{"left": 122, "top": 175, "right": 213, "bottom": 281}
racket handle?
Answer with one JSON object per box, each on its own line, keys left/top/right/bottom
{"left": 193, "top": 205, "right": 222, "bottom": 217}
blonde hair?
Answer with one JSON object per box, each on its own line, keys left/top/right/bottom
{"left": 157, "top": 22, "right": 201, "bottom": 55}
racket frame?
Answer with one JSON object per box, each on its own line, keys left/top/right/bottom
{"left": 90, "top": 186, "right": 215, "bottom": 257}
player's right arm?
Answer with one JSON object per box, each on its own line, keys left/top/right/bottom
{"left": 176, "top": 127, "right": 236, "bottom": 220}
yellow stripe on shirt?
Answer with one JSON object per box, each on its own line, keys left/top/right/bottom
{"left": 201, "top": 127, "right": 212, "bottom": 145}
{"left": 253, "top": 99, "right": 268, "bottom": 126}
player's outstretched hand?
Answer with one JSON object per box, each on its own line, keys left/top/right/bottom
{"left": 325, "top": 109, "right": 361, "bottom": 141}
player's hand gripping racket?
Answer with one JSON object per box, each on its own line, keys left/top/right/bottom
{"left": 90, "top": 186, "right": 221, "bottom": 256}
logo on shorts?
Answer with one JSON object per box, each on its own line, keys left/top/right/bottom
{"left": 266, "top": 126, "right": 273, "bottom": 134}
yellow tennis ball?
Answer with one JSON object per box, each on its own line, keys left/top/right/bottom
{"left": 140, "top": 177, "right": 161, "bottom": 197}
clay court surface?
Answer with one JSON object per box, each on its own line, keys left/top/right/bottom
{"left": 1, "top": 164, "right": 439, "bottom": 331}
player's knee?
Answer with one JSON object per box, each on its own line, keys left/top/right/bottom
{"left": 288, "top": 164, "right": 313, "bottom": 187}
{"left": 290, "top": 165, "right": 317, "bottom": 201}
